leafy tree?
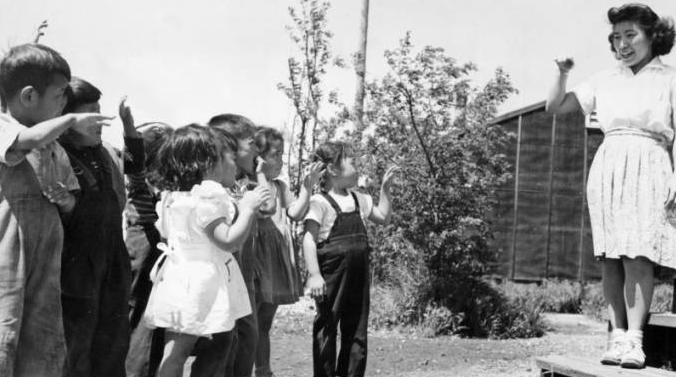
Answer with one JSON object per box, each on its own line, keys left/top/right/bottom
{"left": 348, "top": 32, "right": 519, "bottom": 335}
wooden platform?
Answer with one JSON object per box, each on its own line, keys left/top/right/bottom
{"left": 645, "top": 313, "right": 676, "bottom": 369}
{"left": 536, "top": 355, "right": 676, "bottom": 377}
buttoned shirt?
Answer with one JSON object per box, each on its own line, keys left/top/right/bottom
{"left": 573, "top": 57, "right": 676, "bottom": 143}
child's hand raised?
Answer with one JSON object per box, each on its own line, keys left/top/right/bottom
{"left": 381, "top": 165, "right": 400, "bottom": 190}
{"left": 118, "top": 96, "right": 138, "bottom": 137}
{"left": 255, "top": 156, "right": 268, "bottom": 176}
{"left": 302, "top": 161, "right": 325, "bottom": 189}
{"left": 239, "top": 185, "right": 271, "bottom": 212}
{"left": 70, "top": 113, "right": 114, "bottom": 139}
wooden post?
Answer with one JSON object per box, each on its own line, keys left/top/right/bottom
{"left": 671, "top": 279, "right": 676, "bottom": 314}
{"left": 354, "top": 0, "right": 370, "bottom": 129}
{"left": 510, "top": 115, "right": 523, "bottom": 280}
{"left": 544, "top": 113, "right": 557, "bottom": 280}
{"left": 578, "top": 126, "right": 589, "bottom": 281}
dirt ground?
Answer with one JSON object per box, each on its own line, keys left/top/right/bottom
{"left": 264, "top": 302, "right": 608, "bottom": 377}
{"left": 182, "top": 301, "right": 608, "bottom": 377}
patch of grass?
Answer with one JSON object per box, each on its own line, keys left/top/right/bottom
{"left": 499, "top": 280, "right": 582, "bottom": 314}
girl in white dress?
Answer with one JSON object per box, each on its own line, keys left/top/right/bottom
{"left": 546, "top": 3, "right": 676, "bottom": 369}
{"left": 143, "top": 124, "right": 270, "bottom": 377}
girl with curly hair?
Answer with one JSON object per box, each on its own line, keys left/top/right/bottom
{"left": 546, "top": 3, "right": 676, "bottom": 369}
{"left": 143, "top": 124, "right": 270, "bottom": 377}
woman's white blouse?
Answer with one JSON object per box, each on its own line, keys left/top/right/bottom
{"left": 573, "top": 57, "right": 676, "bottom": 143}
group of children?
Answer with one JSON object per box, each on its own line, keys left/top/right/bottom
{"left": 0, "top": 42, "right": 397, "bottom": 377}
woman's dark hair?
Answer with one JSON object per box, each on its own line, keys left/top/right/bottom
{"left": 254, "top": 126, "right": 284, "bottom": 157}
{"left": 63, "top": 76, "right": 101, "bottom": 114}
{"left": 607, "top": 3, "right": 675, "bottom": 56}
{"left": 153, "top": 123, "right": 236, "bottom": 191}
{"left": 312, "top": 141, "right": 354, "bottom": 188}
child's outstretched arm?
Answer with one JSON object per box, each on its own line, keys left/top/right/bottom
{"left": 287, "top": 161, "right": 324, "bottom": 221}
{"left": 207, "top": 185, "right": 271, "bottom": 250}
{"left": 368, "top": 166, "right": 399, "bottom": 225}
{"left": 303, "top": 220, "right": 326, "bottom": 300}
{"left": 12, "top": 113, "right": 113, "bottom": 151}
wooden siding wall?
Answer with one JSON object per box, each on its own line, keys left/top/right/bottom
{"left": 490, "top": 106, "right": 604, "bottom": 281}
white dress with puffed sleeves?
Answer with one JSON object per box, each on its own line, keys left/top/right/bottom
{"left": 143, "top": 180, "right": 251, "bottom": 336}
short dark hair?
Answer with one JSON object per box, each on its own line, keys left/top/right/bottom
{"left": 154, "top": 124, "right": 235, "bottom": 191}
{"left": 312, "top": 141, "right": 354, "bottom": 188}
{"left": 207, "top": 113, "right": 256, "bottom": 139}
{"left": 0, "top": 43, "right": 71, "bottom": 108}
{"left": 209, "top": 126, "right": 239, "bottom": 155}
{"left": 607, "top": 3, "right": 675, "bottom": 56}
{"left": 63, "top": 76, "right": 101, "bottom": 114}
{"left": 136, "top": 122, "right": 173, "bottom": 167}
{"left": 254, "top": 126, "right": 284, "bottom": 157}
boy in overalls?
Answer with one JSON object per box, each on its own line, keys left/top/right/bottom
{"left": 59, "top": 76, "right": 142, "bottom": 377}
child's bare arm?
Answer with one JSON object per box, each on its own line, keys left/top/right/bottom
{"left": 12, "top": 113, "right": 113, "bottom": 151}
{"left": 207, "top": 207, "right": 256, "bottom": 250}
{"left": 369, "top": 166, "right": 399, "bottom": 225}
{"left": 207, "top": 186, "right": 271, "bottom": 249}
{"left": 287, "top": 161, "right": 324, "bottom": 221}
{"left": 303, "top": 220, "right": 326, "bottom": 299}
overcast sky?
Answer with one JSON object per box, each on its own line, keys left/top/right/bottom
{"left": 2, "top": 0, "right": 676, "bottom": 147}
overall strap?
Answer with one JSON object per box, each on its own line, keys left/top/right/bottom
{"left": 65, "top": 150, "right": 99, "bottom": 190}
{"left": 320, "top": 191, "right": 343, "bottom": 214}
{"left": 350, "top": 191, "right": 360, "bottom": 210}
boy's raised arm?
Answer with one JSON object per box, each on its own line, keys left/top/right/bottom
{"left": 12, "top": 113, "right": 113, "bottom": 151}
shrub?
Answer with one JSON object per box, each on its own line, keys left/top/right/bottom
{"left": 651, "top": 283, "right": 674, "bottom": 313}
{"left": 421, "top": 304, "right": 466, "bottom": 337}
{"left": 490, "top": 288, "right": 548, "bottom": 339}
{"left": 581, "top": 282, "right": 606, "bottom": 321}
{"left": 500, "top": 280, "right": 582, "bottom": 314}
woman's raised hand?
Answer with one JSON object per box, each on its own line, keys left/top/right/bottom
{"left": 555, "top": 57, "right": 575, "bottom": 74}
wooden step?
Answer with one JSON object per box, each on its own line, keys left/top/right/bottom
{"left": 647, "top": 313, "right": 676, "bottom": 328}
{"left": 536, "top": 355, "right": 676, "bottom": 377}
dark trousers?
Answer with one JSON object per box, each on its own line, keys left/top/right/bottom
{"left": 62, "top": 283, "right": 130, "bottom": 377}
{"left": 312, "top": 278, "right": 369, "bottom": 377}
{"left": 225, "top": 278, "right": 259, "bottom": 377}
